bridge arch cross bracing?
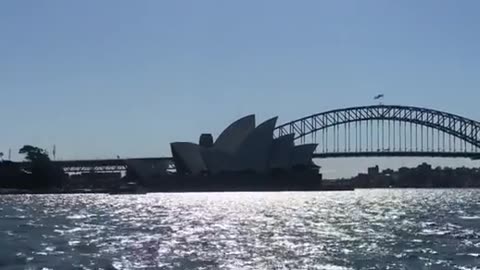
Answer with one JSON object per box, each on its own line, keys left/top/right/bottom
{"left": 274, "top": 105, "right": 480, "bottom": 159}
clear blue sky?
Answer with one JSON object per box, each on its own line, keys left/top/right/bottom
{"left": 1, "top": 1, "right": 480, "bottom": 177}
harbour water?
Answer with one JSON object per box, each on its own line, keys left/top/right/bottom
{"left": 0, "top": 189, "right": 479, "bottom": 269}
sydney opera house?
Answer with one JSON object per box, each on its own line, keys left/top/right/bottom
{"left": 170, "top": 115, "right": 319, "bottom": 177}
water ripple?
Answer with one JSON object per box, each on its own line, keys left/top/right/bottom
{"left": 0, "top": 189, "right": 479, "bottom": 269}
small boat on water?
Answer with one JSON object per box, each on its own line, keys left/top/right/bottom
{"left": 109, "top": 182, "right": 147, "bottom": 195}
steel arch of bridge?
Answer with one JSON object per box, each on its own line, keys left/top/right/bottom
{"left": 274, "top": 105, "right": 480, "bottom": 159}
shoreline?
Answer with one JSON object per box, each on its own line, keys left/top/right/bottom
{"left": 0, "top": 185, "right": 355, "bottom": 195}
{"left": 3, "top": 186, "right": 480, "bottom": 195}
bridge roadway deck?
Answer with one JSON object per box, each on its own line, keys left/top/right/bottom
{"left": 16, "top": 152, "right": 480, "bottom": 166}
{"left": 51, "top": 157, "right": 173, "bottom": 167}
{"left": 14, "top": 152, "right": 480, "bottom": 173}
{"left": 17, "top": 157, "right": 174, "bottom": 173}
{"left": 313, "top": 152, "right": 480, "bottom": 159}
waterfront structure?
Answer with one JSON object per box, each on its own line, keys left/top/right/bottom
{"left": 171, "top": 115, "right": 318, "bottom": 175}
{"left": 275, "top": 105, "right": 480, "bottom": 159}
{"left": 14, "top": 105, "right": 480, "bottom": 178}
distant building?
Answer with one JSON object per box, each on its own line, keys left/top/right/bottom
{"left": 368, "top": 165, "right": 380, "bottom": 176}
{"left": 170, "top": 115, "right": 318, "bottom": 175}
{"left": 125, "top": 159, "right": 172, "bottom": 179}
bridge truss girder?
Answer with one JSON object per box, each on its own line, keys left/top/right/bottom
{"left": 274, "top": 105, "right": 480, "bottom": 157}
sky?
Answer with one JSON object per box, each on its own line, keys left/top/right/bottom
{"left": 1, "top": 1, "right": 480, "bottom": 177}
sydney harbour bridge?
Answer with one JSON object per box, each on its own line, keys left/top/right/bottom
{"left": 274, "top": 105, "right": 480, "bottom": 160}
{"left": 28, "top": 104, "right": 480, "bottom": 174}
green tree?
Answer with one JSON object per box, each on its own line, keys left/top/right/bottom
{"left": 19, "top": 145, "right": 65, "bottom": 189}
{"left": 19, "top": 145, "right": 49, "bottom": 162}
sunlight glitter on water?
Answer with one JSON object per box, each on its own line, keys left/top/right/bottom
{"left": 0, "top": 189, "right": 479, "bottom": 269}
